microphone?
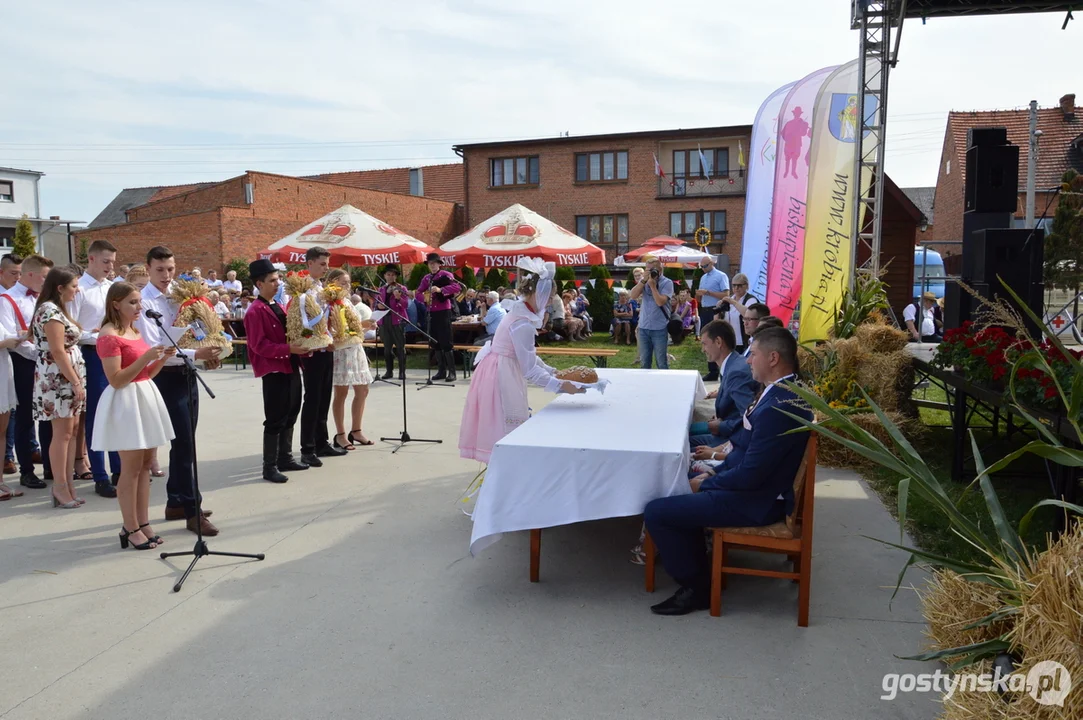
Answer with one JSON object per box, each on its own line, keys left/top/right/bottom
{"left": 145, "top": 309, "right": 164, "bottom": 321}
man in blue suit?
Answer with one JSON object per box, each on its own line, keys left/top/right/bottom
{"left": 644, "top": 327, "right": 812, "bottom": 615}
{"left": 689, "top": 320, "right": 759, "bottom": 449}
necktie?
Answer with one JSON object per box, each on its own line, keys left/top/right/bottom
{"left": 26, "top": 290, "right": 38, "bottom": 299}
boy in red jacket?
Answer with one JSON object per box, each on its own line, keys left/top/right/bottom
{"left": 243, "top": 259, "right": 310, "bottom": 483}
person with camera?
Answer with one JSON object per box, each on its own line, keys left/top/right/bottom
{"left": 628, "top": 255, "right": 674, "bottom": 369}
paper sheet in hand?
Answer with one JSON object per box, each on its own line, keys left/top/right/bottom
{"left": 165, "top": 326, "right": 188, "bottom": 343}
{"left": 369, "top": 309, "right": 389, "bottom": 323}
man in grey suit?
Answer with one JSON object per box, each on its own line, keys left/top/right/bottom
{"left": 689, "top": 320, "right": 759, "bottom": 449}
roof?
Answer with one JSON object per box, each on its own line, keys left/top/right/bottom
{"left": 453, "top": 125, "right": 753, "bottom": 151}
{"left": 86, "top": 183, "right": 216, "bottom": 228}
{"left": 902, "top": 186, "right": 936, "bottom": 225}
{"left": 946, "top": 100, "right": 1083, "bottom": 189}
{"left": 308, "top": 163, "right": 464, "bottom": 204}
{"left": 0, "top": 167, "right": 44, "bottom": 177}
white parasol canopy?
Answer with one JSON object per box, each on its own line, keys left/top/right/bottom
{"left": 437, "top": 204, "right": 605, "bottom": 268}
{"left": 616, "top": 236, "right": 715, "bottom": 266}
{"left": 259, "top": 204, "right": 436, "bottom": 266}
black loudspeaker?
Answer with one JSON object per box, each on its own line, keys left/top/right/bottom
{"left": 961, "top": 211, "right": 1012, "bottom": 279}
{"left": 965, "top": 144, "right": 1020, "bottom": 213}
{"left": 967, "top": 127, "right": 1008, "bottom": 148}
{"left": 944, "top": 280, "right": 971, "bottom": 330}
{"left": 970, "top": 228, "right": 1044, "bottom": 336}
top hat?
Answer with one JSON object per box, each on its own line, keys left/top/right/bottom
{"left": 425, "top": 252, "right": 443, "bottom": 265}
{"left": 249, "top": 258, "right": 277, "bottom": 279}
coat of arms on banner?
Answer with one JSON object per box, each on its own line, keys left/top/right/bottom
{"left": 298, "top": 214, "right": 354, "bottom": 244}
{"left": 481, "top": 208, "right": 538, "bottom": 245}
{"left": 828, "top": 93, "right": 878, "bottom": 143}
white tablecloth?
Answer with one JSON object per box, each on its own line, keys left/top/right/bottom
{"left": 469, "top": 369, "right": 707, "bottom": 555}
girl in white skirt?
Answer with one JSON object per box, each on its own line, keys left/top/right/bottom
{"left": 326, "top": 268, "right": 374, "bottom": 449}
{"left": 92, "top": 282, "right": 174, "bottom": 551}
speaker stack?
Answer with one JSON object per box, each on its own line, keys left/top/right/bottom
{"left": 946, "top": 127, "right": 1042, "bottom": 336}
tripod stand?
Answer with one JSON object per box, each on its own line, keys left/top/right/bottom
{"left": 362, "top": 287, "right": 444, "bottom": 454}
{"left": 152, "top": 313, "right": 264, "bottom": 591}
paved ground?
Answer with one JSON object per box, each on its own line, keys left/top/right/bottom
{"left": 0, "top": 368, "right": 938, "bottom": 720}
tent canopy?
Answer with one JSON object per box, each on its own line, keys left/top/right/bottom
{"left": 618, "top": 236, "right": 714, "bottom": 266}
{"left": 438, "top": 204, "right": 605, "bottom": 267}
{"left": 259, "top": 204, "right": 436, "bottom": 266}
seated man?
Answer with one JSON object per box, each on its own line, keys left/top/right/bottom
{"left": 689, "top": 320, "right": 759, "bottom": 449}
{"left": 475, "top": 291, "right": 506, "bottom": 345}
{"left": 644, "top": 327, "right": 812, "bottom": 615}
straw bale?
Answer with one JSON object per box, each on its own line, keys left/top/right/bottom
{"left": 815, "top": 411, "right": 923, "bottom": 471}
{"left": 854, "top": 321, "right": 910, "bottom": 354}
{"left": 920, "top": 570, "right": 1012, "bottom": 653}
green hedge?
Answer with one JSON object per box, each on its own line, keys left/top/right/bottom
{"left": 586, "top": 265, "right": 614, "bottom": 331}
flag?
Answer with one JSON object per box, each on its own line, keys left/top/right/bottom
{"left": 738, "top": 140, "right": 746, "bottom": 169}
{"left": 588, "top": 278, "right": 597, "bottom": 288}
{"left": 764, "top": 65, "right": 837, "bottom": 327}
{"left": 799, "top": 59, "right": 880, "bottom": 343}
{"left": 698, "top": 145, "right": 711, "bottom": 178}
{"left": 653, "top": 153, "right": 665, "bottom": 179}
{"left": 604, "top": 278, "right": 615, "bottom": 288}
{"left": 740, "top": 81, "right": 796, "bottom": 302}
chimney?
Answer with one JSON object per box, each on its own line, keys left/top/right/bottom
{"left": 1059, "top": 93, "right": 1076, "bottom": 120}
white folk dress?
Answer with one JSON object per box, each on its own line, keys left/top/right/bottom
{"left": 458, "top": 300, "right": 563, "bottom": 463}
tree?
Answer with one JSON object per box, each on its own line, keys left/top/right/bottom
{"left": 586, "top": 265, "right": 614, "bottom": 332}
{"left": 225, "top": 258, "right": 251, "bottom": 287}
{"left": 663, "top": 267, "right": 686, "bottom": 288}
{"left": 13, "top": 215, "right": 36, "bottom": 258}
{"left": 407, "top": 263, "right": 427, "bottom": 290}
{"left": 483, "top": 268, "right": 504, "bottom": 289}
{"left": 691, "top": 266, "right": 705, "bottom": 293}
{"left": 1044, "top": 170, "right": 1083, "bottom": 294}
{"left": 459, "top": 266, "right": 478, "bottom": 290}
{"left": 75, "top": 235, "right": 89, "bottom": 266}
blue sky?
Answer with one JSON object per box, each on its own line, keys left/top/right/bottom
{"left": 2, "top": 0, "right": 1079, "bottom": 225}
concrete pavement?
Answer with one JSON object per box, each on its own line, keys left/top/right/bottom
{"left": 0, "top": 369, "right": 937, "bottom": 719}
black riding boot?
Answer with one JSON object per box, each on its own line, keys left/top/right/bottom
{"left": 278, "top": 426, "right": 309, "bottom": 471}
{"left": 432, "top": 351, "right": 448, "bottom": 381}
{"left": 382, "top": 351, "right": 394, "bottom": 380}
{"left": 444, "top": 351, "right": 457, "bottom": 382}
{"left": 263, "top": 434, "right": 288, "bottom": 483}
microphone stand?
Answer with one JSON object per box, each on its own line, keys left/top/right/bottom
{"left": 151, "top": 313, "right": 265, "bottom": 591}
{"left": 360, "top": 287, "right": 443, "bottom": 453}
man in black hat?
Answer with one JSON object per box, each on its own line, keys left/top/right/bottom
{"left": 375, "top": 264, "right": 409, "bottom": 380}
{"left": 243, "top": 259, "right": 311, "bottom": 483}
{"left": 416, "top": 253, "right": 462, "bottom": 382}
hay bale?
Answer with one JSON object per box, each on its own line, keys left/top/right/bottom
{"left": 1008, "top": 520, "right": 1083, "bottom": 720}
{"left": 920, "top": 570, "right": 1013, "bottom": 653}
{"left": 854, "top": 321, "right": 910, "bottom": 354}
{"left": 854, "top": 350, "right": 915, "bottom": 414}
{"left": 937, "top": 660, "right": 1033, "bottom": 719}
{"left": 815, "top": 410, "right": 923, "bottom": 471}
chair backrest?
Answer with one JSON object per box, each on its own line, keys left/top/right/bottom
{"left": 785, "top": 435, "right": 818, "bottom": 536}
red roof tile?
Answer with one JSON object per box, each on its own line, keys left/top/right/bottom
{"left": 947, "top": 96, "right": 1083, "bottom": 189}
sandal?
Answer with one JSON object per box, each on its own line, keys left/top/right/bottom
{"left": 150, "top": 469, "right": 166, "bottom": 478}
{"left": 139, "top": 523, "right": 163, "bottom": 545}
{"left": 333, "top": 433, "right": 356, "bottom": 451}
{"left": 119, "top": 528, "right": 157, "bottom": 551}
{"left": 348, "top": 430, "right": 374, "bottom": 447}
{"left": 0, "top": 482, "right": 21, "bottom": 500}
{"left": 74, "top": 457, "right": 93, "bottom": 480}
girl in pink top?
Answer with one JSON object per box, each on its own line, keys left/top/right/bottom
{"left": 93, "top": 282, "right": 173, "bottom": 551}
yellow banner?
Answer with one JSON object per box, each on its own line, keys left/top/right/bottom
{"left": 798, "top": 59, "right": 879, "bottom": 343}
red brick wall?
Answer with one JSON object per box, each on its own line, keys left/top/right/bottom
{"left": 930, "top": 132, "right": 964, "bottom": 250}
{"left": 461, "top": 136, "right": 749, "bottom": 267}
{"left": 74, "top": 210, "right": 223, "bottom": 273}
{"left": 127, "top": 176, "right": 248, "bottom": 222}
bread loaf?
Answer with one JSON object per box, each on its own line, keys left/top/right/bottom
{"left": 556, "top": 366, "right": 598, "bottom": 384}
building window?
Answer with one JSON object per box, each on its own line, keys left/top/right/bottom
{"left": 0, "top": 181, "right": 12, "bottom": 202}
{"left": 0, "top": 227, "right": 13, "bottom": 248}
{"left": 670, "top": 148, "right": 731, "bottom": 194}
{"left": 574, "top": 151, "right": 629, "bottom": 182}
{"left": 409, "top": 168, "right": 423, "bottom": 196}
{"left": 576, "top": 214, "right": 629, "bottom": 254}
{"left": 669, "top": 210, "right": 726, "bottom": 242}
{"left": 490, "top": 156, "right": 539, "bottom": 187}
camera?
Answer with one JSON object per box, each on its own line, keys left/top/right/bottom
{"left": 649, "top": 268, "right": 660, "bottom": 279}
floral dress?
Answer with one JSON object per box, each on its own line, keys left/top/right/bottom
{"left": 32, "top": 301, "right": 86, "bottom": 420}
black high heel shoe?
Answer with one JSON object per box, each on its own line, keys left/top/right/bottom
{"left": 119, "top": 528, "right": 157, "bottom": 550}
{"left": 139, "top": 523, "right": 162, "bottom": 545}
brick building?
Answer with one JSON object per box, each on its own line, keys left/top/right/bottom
{"left": 307, "top": 163, "right": 464, "bottom": 204}
{"left": 77, "top": 171, "right": 463, "bottom": 272}
{"left": 929, "top": 93, "right": 1082, "bottom": 258}
{"left": 454, "top": 126, "right": 752, "bottom": 270}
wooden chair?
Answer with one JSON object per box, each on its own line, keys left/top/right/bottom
{"left": 644, "top": 436, "right": 817, "bottom": 627}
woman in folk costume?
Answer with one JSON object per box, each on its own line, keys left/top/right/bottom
{"left": 459, "top": 258, "right": 584, "bottom": 463}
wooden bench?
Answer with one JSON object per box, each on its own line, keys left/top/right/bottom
{"left": 644, "top": 436, "right": 818, "bottom": 627}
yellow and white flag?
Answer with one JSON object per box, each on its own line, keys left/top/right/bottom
{"left": 798, "top": 58, "right": 880, "bottom": 343}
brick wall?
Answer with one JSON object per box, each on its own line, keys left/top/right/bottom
{"left": 127, "top": 176, "right": 248, "bottom": 222}
{"left": 930, "top": 132, "right": 964, "bottom": 250}
{"left": 75, "top": 210, "right": 223, "bottom": 273}
{"left": 461, "top": 134, "right": 749, "bottom": 267}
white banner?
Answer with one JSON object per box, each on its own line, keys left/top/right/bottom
{"left": 740, "top": 81, "right": 795, "bottom": 300}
